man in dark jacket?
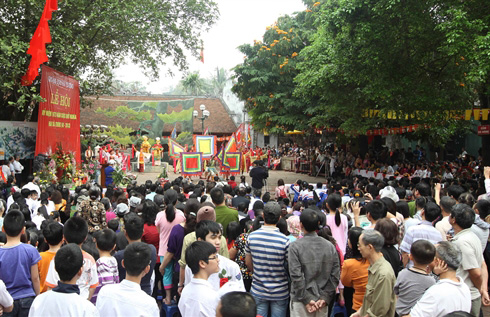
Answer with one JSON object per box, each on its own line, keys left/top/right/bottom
{"left": 249, "top": 160, "right": 268, "bottom": 191}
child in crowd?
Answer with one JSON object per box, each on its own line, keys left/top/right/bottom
{"left": 38, "top": 221, "right": 64, "bottom": 293}
{"left": 179, "top": 241, "right": 221, "bottom": 317}
{"left": 0, "top": 210, "right": 41, "bottom": 317}
{"left": 184, "top": 220, "right": 244, "bottom": 292}
{"left": 96, "top": 242, "right": 159, "bottom": 316}
{"left": 28, "top": 244, "right": 99, "bottom": 316}
{"left": 394, "top": 239, "right": 436, "bottom": 316}
{"left": 45, "top": 216, "right": 99, "bottom": 300}
{"left": 91, "top": 228, "right": 119, "bottom": 304}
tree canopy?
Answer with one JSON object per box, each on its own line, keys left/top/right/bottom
{"left": 232, "top": 0, "right": 489, "bottom": 144}
{"left": 0, "top": 0, "right": 218, "bottom": 120}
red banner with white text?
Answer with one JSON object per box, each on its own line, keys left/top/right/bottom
{"left": 35, "top": 65, "right": 81, "bottom": 163}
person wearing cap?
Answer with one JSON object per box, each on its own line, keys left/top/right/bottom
{"left": 177, "top": 205, "right": 229, "bottom": 294}
{"left": 104, "top": 160, "right": 115, "bottom": 187}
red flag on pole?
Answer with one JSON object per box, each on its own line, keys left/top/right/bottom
{"left": 21, "top": 0, "right": 58, "bottom": 85}
{"left": 199, "top": 40, "right": 204, "bottom": 64}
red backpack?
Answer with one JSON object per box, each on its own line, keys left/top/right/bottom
{"left": 278, "top": 186, "right": 287, "bottom": 198}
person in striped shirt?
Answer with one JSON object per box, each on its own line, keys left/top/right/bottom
{"left": 245, "top": 201, "right": 290, "bottom": 317}
{"left": 91, "top": 228, "right": 119, "bottom": 304}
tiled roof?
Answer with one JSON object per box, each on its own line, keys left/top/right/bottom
{"left": 80, "top": 95, "right": 237, "bottom": 135}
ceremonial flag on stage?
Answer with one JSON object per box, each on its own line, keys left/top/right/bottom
{"left": 223, "top": 152, "right": 241, "bottom": 174}
{"left": 171, "top": 126, "right": 177, "bottom": 139}
{"left": 224, "top": 133, "right": 237, "bottom": 153}
{"left": 168, "top": 138, "right": 184, "bottom": 158}
{"left": 193, "top": 135, "right": 217, "bottom": 160}
{"left": 181, "top": 152, "right": 203, "bottom": 175}
{"left": 203, "top": 127, "right": 209, "bottom": 136}
{"left": 235, "top": 123, "right": 244, "bottom": 148}
{"left": 22, "top": 0, "right": 58, "bottom": 85}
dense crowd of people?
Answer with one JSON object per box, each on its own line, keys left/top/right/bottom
{"left": 0, "top": 145, "right": 489, "bottom": 317}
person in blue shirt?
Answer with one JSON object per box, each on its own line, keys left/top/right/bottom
{"left": 105, "top": 160, "right": 115, "bottom": 187}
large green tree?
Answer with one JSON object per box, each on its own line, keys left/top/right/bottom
{"left": 294, "top": 0, "right": 489, "bottom": 143}
{"left": 0, "top": 0, "right": 218, "bottom": 121}
{"left": 232, "top": 9, "right": 317, "bottom": 134}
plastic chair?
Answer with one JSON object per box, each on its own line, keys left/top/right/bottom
{"left": 160, "top": 302, "right": 180, "bottom": 317}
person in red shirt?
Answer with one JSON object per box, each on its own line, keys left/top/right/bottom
{"left": 228, "top": 176, "right": 237, "bottom": 189}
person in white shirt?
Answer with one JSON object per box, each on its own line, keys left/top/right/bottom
{"left": 1, "top": 161, "right": 11, "bottom": 180}
{"left": 28, "top": 243, "right": 99, "bottom": 317}
{"left": 12, "top": 156, "right": 24, "bottom": 186}
{"left": 22, "top": 176, "right": 41, "bottom": 197}
{"left": 96, "top": 242, "right": 159, "bottom": 317}
{"left": 408, "top": 241, "right": 471, "bottom": 317}
{"left": 179, "top": 241, "right": 220, "bottom": 317}
{"left": 0, "top": 279, "right": 13, "bottom": 315}
{"left": 184, "top": 221, "right": 245, "bottom": 292}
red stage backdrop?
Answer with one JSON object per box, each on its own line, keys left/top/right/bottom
{"left": 35, "top": 65, "right": 81, "bottom": 163}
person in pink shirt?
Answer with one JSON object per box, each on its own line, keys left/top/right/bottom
{"left": 155, "top": 189, "right": 185, "bottom": 304}
{"left": 324, "top": 193, "right": 349, "bottom": 307}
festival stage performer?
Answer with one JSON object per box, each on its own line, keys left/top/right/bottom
{"left": 151, "top": 138, "right": 163, "bottom": 166}
{"left": 204, "top": 155, "right": 219, "bottom": 181}
{"left": 85, "top": 145, "right": 94, "bottom": 159}
{"left": 139, "top": 149, "right": 145, "bottom": 173}
{"left": 141, "top": 136, "right": 151, "bottom": 154}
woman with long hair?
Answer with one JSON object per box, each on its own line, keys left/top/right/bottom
{"left": 155, "top": 189, "right": 185, "bottom": 305}
{"left": 324, "top": 193, "right": 348, "bottom": 254}
{"left": 341, "top": 227, "right": 369, "bottom": 315}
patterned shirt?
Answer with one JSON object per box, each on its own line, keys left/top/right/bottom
{"left": 79, "top": 199, "right": 107, "bottom": 233}
{"left": 233, "top": 233, "right": 252, "bottom": 280}
{"left": 400, "top": 220, "right": 443, "bottom": 267}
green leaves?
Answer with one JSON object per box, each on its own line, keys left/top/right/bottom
{"left": 0, "top": 0, "right": 219, "bottom": 120}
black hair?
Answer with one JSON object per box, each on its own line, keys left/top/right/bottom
{"left": 185, "top": 241, "right": 217, "bottom": 274}
{"left": 123, "top": 214, "right": 144, "bottom": 240}
{"left": 276, "top": 217, "right": 288, "bottom": 235}
{"left": 300, "top": 209, "right": 319, "bottom": 232}
{"left": 410, "top": 239, "right": 436, "bottom": 265}
{"left": 141, "top": 200, "right": 159, "bottom": 225}
{"left": 95, "top": 228, "right": 117, "bottom": 251}
{"left": 55, "top": 243, "right": 83, "bottom": 282}
{"left": 163, "top": 189, "right": 178, "bottom": 222}
{"left": 3, "top": 210, "right": 25, "bottom": 237}
{"left": 325, "top": 194, "right": 342, "bottom": 226}
{"left": 107, "top": 219, "right": 119, "bottom": 232}
{"left": 219, "top": 292, "right": 257, "bottom": 317}
{"left": 396, "top": 201, "right": 410, "bottom": 219}
{"left": 415, "top": 182, "right": 431, "bottom": 196}
{"left": 63, "top": 216, "right": 88, "bottom": 245}
{"left": 348, "top": 227, "right": 364, "bottom": 259}
{"left": 226, "top": 222, "right": 241, "bottom": 244}
{"left": 124, "top": 242, "right": 151, "bottom": 276}
{"left": 42, "top": 221, "right": 63, "bottom": 246}
{"left": 424, "top": 201, "right": 441, "bottom": 222}
{"left": 252, "top": 200, "right": 264, "bottom": 213}
{"left": 447, "top": 185, "right": 465, "bottom": 200}
{"left": 365, "top": 200, "right": 387, "bottom": 221}
{"left": 380, "top": 197, "right": 396, "bottom": 216}
{"left": 476, "top": 199, "right": 490, "bottom": 220}
{"left": 89, "top": 188, "right": 100, "bottom": 201}
{"left": 210, "top": 187, "right": 225, "bottom": 205}
{"left": 196, "top": 220, "right": 221, "bottom": 241}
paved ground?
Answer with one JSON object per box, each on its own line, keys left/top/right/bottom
{"left": 131, "top": 167, "right": 329, "bottom": 191}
